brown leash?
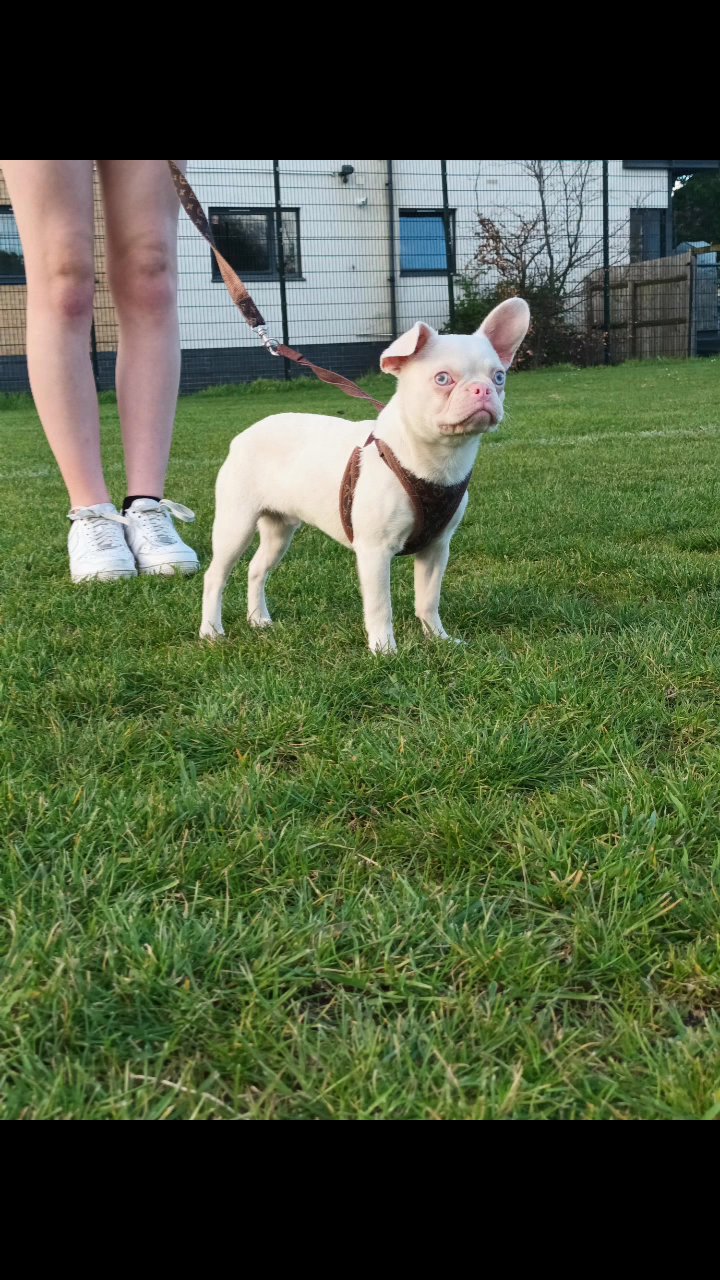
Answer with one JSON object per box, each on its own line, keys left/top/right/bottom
{"left": 167, "top": 160, "right": 385, "bottom": 413}
{"left": 168, "top": 162, "right": 472, "bottom": 556}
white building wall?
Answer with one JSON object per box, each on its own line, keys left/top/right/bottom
{"left": 178, "top": 159, "right": 392, "bottom": 351}
{"left": 177, "top": 160, "right": 671, "bottom": 351}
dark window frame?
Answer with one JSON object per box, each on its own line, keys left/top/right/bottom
{"left": 399, "top": 208, "right": 456, "bottom": 277}
{"left": 629, "top": 207, "right": 667, "bottom": 263}
{"left": 208, "top": 206, "right": 303, "bottom": 283}
{"left": 0, "top": 204, "right": 26, "bottom": 285}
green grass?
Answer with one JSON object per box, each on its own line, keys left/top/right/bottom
{"left": 2, "top": 358, "right": 720, "bottom": 1120}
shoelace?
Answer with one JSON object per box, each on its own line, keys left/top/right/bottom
{"left": 158, "top": 499, "right": 195, "bottom": 523}
{"left": 70, "top": 508, "right": 129, "bottom": 552}
{"left": 131, "top": 499, "right": 196, "bottom": 547}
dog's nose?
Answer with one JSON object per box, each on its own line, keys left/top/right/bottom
{"left": 468, "top": 382, "right": 493, "bottom": 399}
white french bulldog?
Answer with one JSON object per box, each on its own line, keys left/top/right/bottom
{"left": 200, "top": 297, "right": 530, "bottom": 652}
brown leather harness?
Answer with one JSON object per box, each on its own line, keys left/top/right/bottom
{"left": 169, "top": 161, "right": 473, "bottom": 557}
{"left": 340, "top": 432, "right": 472, "bottom": 557}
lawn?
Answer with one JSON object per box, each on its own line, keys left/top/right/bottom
{"left": 2, "top": 358, "right": 720, "bottom": 1120}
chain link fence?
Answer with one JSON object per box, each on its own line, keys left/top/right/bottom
{"left": 1, "top": 160, "right": 718, "bottom": 394}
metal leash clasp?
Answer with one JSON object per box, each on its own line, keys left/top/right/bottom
{"left": 256, "top": 325, "right": 280, "bottom": 356}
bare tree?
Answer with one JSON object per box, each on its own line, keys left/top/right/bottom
{"left": 456, "top": 161, "right": 636, "bottom": 363}
{"left": 466, "top": 160, "right": 625, "bottom": 305}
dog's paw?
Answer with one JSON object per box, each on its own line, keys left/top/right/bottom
{"left": 419, "top": 620, "right": 465, "bottom": 646}
{"left": 248, "top": 614, "right": 273, "bottom": 629}
{"left": 368, "top": 637, "right": 398, "bottom": 655}
{"left": 199, "top": 622, "right": 225, "bottom": 641}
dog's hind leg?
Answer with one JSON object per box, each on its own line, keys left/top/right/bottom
{"left": 199, "top": 499, "right": 259, "bottom": 640}
{"left": 247, "top": 513, "right": 299, "bottom": 628}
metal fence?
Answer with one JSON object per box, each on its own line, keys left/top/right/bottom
{"left": 1, "top": 160, "right": 718, "bottom": 394}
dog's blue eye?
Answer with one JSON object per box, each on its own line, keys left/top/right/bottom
{"left": 493, "top": 370, "right": 506, "bottom": 387}
{"left": 435, "top": 372, "right": 453, "bottom": 386}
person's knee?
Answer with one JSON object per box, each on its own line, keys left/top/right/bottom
{"left": 39, "top": 239, "right": 95, "bottom": 324}
{"left": 110, "top": 241, "right": 176, "bottom": 316}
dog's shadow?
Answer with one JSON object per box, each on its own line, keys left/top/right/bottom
{"left": 450, "top": 580, "right": 655, "bottom": 640}
{"left": 211, "top": 523, "right": 666, "bottom": 647}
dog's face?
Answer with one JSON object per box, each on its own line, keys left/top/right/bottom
{"left": 380, "top": 298, "right": 530, "bottom": 445}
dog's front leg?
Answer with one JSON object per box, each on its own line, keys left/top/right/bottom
{"left": 414, "top": 537, "right": 453, "bottom": 640}
{"left": 354, "top": 545, "right": 396, "bottom": 653}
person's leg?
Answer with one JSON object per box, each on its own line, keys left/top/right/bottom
{"left": 97, "top": 159, "right": 185, "bottom": 500}
{"left": 97, "top": 159, "right": 198, "bottom": 575}
{"left": 0, "top": 159, "right": 110, "bottom": 506}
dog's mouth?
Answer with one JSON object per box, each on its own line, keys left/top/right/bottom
{"left": 439, "top": 410, "right": 497, "bottom": 435}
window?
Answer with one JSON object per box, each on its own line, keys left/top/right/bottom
{"left": 209, "top": 207, "right": 301, "bottom": 282}
{"left": 400, "top": 210, "right": 456, "bottom": 276}
{"left": 0, "top": 206, "right": 25, "bottom": 284}
{"left": 629, "top": 208, "right": 667, "bottom": 262}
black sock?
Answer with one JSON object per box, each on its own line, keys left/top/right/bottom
{"left": 122, "top": 494, "right": 161, "bottom": 514}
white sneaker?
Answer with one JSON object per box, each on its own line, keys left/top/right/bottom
{"left": 68, "top": 503, "right": 138, "bottom": 583}
{"left": 123, "top": 498, "right": 200, "bottom": 576}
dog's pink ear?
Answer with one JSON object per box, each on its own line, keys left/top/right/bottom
{"left": 380, "top": 322, "right": 436, "bottom": 375}
{"left": 478, "top": 298, "right": 530, "bottom": 368}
